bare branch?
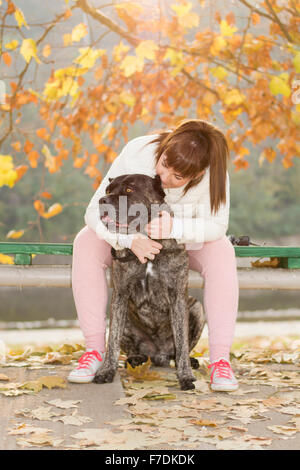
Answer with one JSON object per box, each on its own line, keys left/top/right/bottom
{"left": 264, "top": 0, "right": 294, "bottom": 43}
{"left": 236, "top": 0, "right": 274, "bottom": 21}
{"left": 181, "top": 69, "right": 220, "bottom": 98}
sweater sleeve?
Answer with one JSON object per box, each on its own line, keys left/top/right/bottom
{"left": 84, "top": 141, "right": 132, "bottom": 250}
{"left": 170, "top": 172, "right": 230, "bottom": 244}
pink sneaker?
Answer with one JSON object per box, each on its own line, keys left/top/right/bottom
{"left": 67, "top": 349, "right": 105, "bottom": 383}
{"left": 208, "top": 357, "right": 239, "bottom": 391}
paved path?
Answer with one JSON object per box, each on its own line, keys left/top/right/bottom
{"left": 0, "top": 365, "right": 128, "bottom": 450}
{"left": 1, "top": 359, "right": 299, "bottom": 450}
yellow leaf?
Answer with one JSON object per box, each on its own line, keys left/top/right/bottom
{"left": 136, "top": 40, "right": 158, "bottom": 61}
{"left": 43, "top": 44, "right": 51, "bottom": 58}
{"left": 20, "top": 38, "right": 41, "bottom": 64}
{"left": 14, "top": 7, "right": 29, "bottom": 29}
{"left": 171, "top": 2, "right": 192, "bottom": 17}
{"left": 20, "top": 376, "right": 66, "bottom": 392}
{"left": 113, "top": 41, "right": 130, "bottom": 62}
{"left": 6, "top": 229, "right": 25, "bottom": 239}
{"left": 119, "top": 91, "right": 136, "bottom": 107}
{"left": 210, "top": 66, "right": 228, "bottom": 80}
{"left": 5, "top": 39, "right": 19, "bottom": 50}
{"left": 120, "top": 55, "right": 144, "bottom": 77}
{"left": 202, "top": 91, "right": 218, "bottom": 107}
{"left": 210, "top": 36, "right": 227, "bottom": 56}
{"left": 0, "top": 155, "right": 18, "bottom": 188}
{"left": 269, "top": 73, "right": 291, "bottom": 98}
{"left": 163, "top": 48, "right": 184, "bottom": 66}
{"left": 220, "top": 19, "right": 237, "bottom": 37}
{"left": 54, "top": 66, "right": 88, "bottom": 79}
{"left": 224, "top": 89, "right": 245, "bottom": 106}
{"left": 42, "top": 203, "right": 63, "bottom": 219}
{"left": 71, "top": 23, "right": 88, "bottom": 42}
{"left": 63, "top": 33, "right": 72, "bottom": 47}
{"left": 0, "top": 254, "right": 14, "bottom": 265}
{"left": 73, "top": 47, "right": 106, "bottom": 69}
{"left": 42, "top": 145, "right": 56, "bottom": 173}
{"left": 171, "top": 2, "right": 199, "bottom": 28}
{"left": 125, "top": 357, "right": 161, "bottom": 381}
{"left": 34, "top": 200, "right": 45, "bottom": 216}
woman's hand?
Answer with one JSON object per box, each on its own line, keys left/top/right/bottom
{"left": 131, "top": 234, "right": 163, "bottom": 264}
{"left": 145, "top": 211, "right": 173, "bottom": 239}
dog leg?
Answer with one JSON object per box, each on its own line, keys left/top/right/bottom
{"left": 170, "top": 294, "right": 196, "bottom": 391}
{"left": 94, "top": 290, "right": 128, "bottom": 384}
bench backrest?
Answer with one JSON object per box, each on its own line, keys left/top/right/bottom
{"left": 0, "top": 242, "right": 300, "bottom": 269}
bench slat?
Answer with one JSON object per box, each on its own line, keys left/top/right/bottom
{"left": 0, "top": 243, "right": 300, "bottom": 268}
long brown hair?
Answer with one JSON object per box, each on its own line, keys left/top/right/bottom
{"left": 144, "top": 119, "right": 229, "bottom": 216}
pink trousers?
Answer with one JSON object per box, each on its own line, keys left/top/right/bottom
{"left": 71, "top": 226, "right": 239, "bottom": 362}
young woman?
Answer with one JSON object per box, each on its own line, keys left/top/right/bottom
{"left": 68, "top": 119, "right": 239, "bottom": 392}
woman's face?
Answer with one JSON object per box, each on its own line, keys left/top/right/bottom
{"left": 155, "top": 153, "right": 204, "bottom": 188}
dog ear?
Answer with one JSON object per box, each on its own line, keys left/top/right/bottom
{"left": 152, "top": 174, "right": 166, "bottom": 201}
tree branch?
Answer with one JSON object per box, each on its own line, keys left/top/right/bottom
{"left": 75, "top": 0, "right": 139, "bottom": 47}
{"left": 264, "top": 0, "right": 294, "bottom": 43}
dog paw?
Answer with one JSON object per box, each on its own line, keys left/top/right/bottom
{"left": 179, "top": 378, "right": 195, "bottom": 391}
{"left": 93, "top": 368, "right": 115, "bottom": 384}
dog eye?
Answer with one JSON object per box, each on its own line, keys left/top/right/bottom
{"left": 126, "top": 188, "right": 133, "bottom": 193}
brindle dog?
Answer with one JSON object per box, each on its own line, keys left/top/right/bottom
{"left": 94, "top": 174, "right": 205, "bottom": 390}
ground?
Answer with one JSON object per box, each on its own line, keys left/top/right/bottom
{"left": 0, "top": 333, "right": 299, "bottom": 450}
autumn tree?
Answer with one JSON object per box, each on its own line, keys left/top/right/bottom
{"left": 0, "top": 0, "right": 299, "bottom": 242}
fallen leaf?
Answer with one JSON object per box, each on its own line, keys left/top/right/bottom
{"left": 267, "top": 425, "right": 298, "bottom": 436}
{"left": 8, "top": 423, "right": 53, "bottom": 436}
{"left": 189, "top": 418, "right": 224, "bottom": 427}
{"left": 45, "top": 399, "right": 81, "bottom": 409}
{"left": 0, "top": 373, "right": 10, "bottom": 381}
{"left": 125, "top": 357, "right": 162, "bottom": 381}
{"left": 15, "top": 406, "right": 62, "bottom": 421}
{"left": 53, "top": 410, "right": 92, "bottom": 426}
{"left": 20, "top": 375, "right": 66, "bottom": 393}
{"left": 17, "top": 433, "right": 63, "bottom": 448}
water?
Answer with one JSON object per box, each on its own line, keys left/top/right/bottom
{"left": 0, "top": 252, "right": 299, "bottom": 329}
{"left": 0, "top": 285, "right": 299, "bottom": 330}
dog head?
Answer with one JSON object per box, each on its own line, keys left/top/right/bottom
{"left": 98, "top": 174, "right": 172, "bottom": 234}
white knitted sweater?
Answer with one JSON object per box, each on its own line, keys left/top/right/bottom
{"left": 84, "top": 134, "right": 230, "bottom": 250}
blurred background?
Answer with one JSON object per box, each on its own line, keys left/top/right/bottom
{"left": 0, "top": 0, "right": 299, "bottom": 339}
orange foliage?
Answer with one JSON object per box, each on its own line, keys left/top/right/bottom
{"left": 0, "top": 0, "right": 299, "bottom": 235}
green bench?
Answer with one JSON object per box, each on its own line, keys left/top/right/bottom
{"left": 0, "top": 242, "right": 300, "bottom": 290}
{"left": 0, "top": 242, "right": 299, "bottom": 267}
